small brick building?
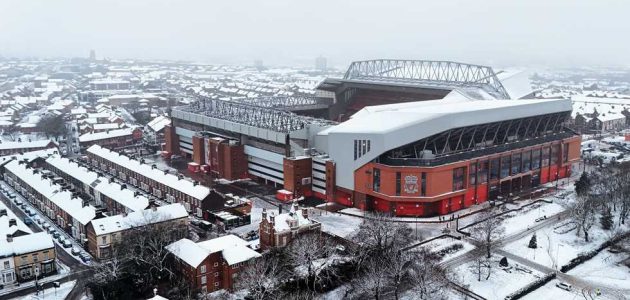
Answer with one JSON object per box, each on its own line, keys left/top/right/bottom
{"left": 259, "top": 202, "right": 322, "bottom": 250}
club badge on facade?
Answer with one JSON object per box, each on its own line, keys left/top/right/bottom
{"left": 404, "top": 175, "right": 418, "bottom": 194}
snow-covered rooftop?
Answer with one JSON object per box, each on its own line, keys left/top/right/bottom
{"left": 146, "top": 115, "right": 170, "bottom": 132}
{"left": 0, "top": 139, "right": 55, "bottom": 151}
{"left": 86, "top": 145, "right": 211, "bottom": 200}
{"left": 0, "top": 232, "right": 55, "bottom": 257}
{"left": 79, "top": 127, "right": 135, "bottom": 142}
{"left": 89, "top": 203, "right": 187, "bottom": 236}
{"left": 167, "top": 235, "right": 261, "bottom": 267}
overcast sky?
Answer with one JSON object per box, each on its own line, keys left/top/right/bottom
{"left": 1, "top": 0, "right": 629, "bottom": 68}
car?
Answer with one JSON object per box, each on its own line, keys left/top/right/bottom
{"left": 79, "top": 253, "right": 91, "bottom": 263}
{"left": 71, "top": 247, "right": 81, "bottom": 255}
{"left": 58, "top": 236, "right": 65, "bottom": 243}
{"left": 27, "top": 210, "right": 36, "bottom": 217}
{"left": 47, "top": 227, "right": 56, "bottom": 234}
{"left": 20, "top": 203, "right": 26, "bottom": 209}
{"left": 190, "top": 218, "right": 201, "bottom": 226}
{"left": 42, "top": 223, "right": 50, "bottom": 230}
{"left": 52, "top": 232, "right": 61, "bottom": 239}
{"left": 62, "top": 240, "right": 72, "bottom": 248}
{"left": 555, "top": 282, "right": 572, "bottom": 291}
{"left": 34, "top": 217, "right": 42, "bottom": 224}
{"left": 23, "top": 217, "right": 33, "bottom": 225}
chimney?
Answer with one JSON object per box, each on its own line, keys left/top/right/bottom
{"left": 151, "top": 164, "right": 156, "bottom": 169}
{"left": 8, "top": 218, "right": 17, "bottom": 227}
{"left": 269, "top": 212, "right": 275, "bottom": 224}
{"left": 0, "top": 209, "right": 6, "bottom": 217}
{"left": 109, "top": 177, "right": 114, "bottom": 183}
{"left": 193, "top": 181, "right": 198, "bottom": 186}
{"left": 134, "top": 191, "right": 139, "bottom": 197}
{"left": 122, "top": 211, "right": 127, "bottom": 217}
{"left": 152, "top": 206, "right": 158, "bottom": 212}
{"left": 6, "top": 234, "right": 12, "bottom": 243}
{"left": 278, "top": 205, "right": 283, "bottom": 214}
{"left": 261, "top": 208, "right": 267, "bottom": 220}
{"left": 164, "top": 170, "right": 168, "bottom": 175}
{"left": 120, "top": 184, "right": 126, "bottom": 190}
{"left": 292, "top": 201, "right": 299, "bottom": 213}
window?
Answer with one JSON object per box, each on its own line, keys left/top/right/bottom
{"left": 452, "top": 167, "right": 465, "bottom": 191}
{"left": 500, "top": 156, "right": 511, "bottom": 178}
{"left": 551, "top": 144, "right": 560, "bottom": 165}
{"left": 214, "top": 262, "right": 218, "bottom": 267}
{"left": 395, "top": 172, "right": 401, "bottom": 196}
{"left": 21, "top": 256, "right": 27, "bottom": 264}
{"left": 214, "top": 282, "right": 219, "bottom": 287}
{"left": 3, "top": 261, "right": 9, "bottom": 270}
{"left": 511, "top": 153, "right": 521, "bottom": 175}
{"left": 101, "top": 236, "right": 107, "bottom": 244}
{"left": 478, "top": 161, "right": 489, "bottom": 183}
{"left": 200, "top": 265, "right": 206, "bottom": 274}
{"left": 353, "top": 139, "right": 371, "bottom": 160}
{"left": 214, "top": 272, "right": 219, "bottom": 277}
{"left": 563, "top": 144, "right": 569, "bottom": 163}
{"left": 531, "top": 149, "right": 541, "bottom": 170}
{"left": 372, "top": 168, "right": 381, "bottom": 192}
{"left": 522, "top": 151, "right": 531, "bottom": 172}
{"left": 420, "top": 172, "right": 426, "bottom": 196}
{"left": 469, "top": 163, "right": 477, "bottom": 186}
{"left": 201, "top": 275, "right": 207, "bottom": 284}
{"left": 541, "top": 147, "right": 550, "bottom": 167}
{"left": 32, "top": 254, "right": 38, "bottom": 263}
{"left": 489, "top": 158, "right": 500, "bottom": 180}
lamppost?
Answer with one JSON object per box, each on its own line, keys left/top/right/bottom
{"left": 34, "top": 266, "right": 40, "bottom": 295}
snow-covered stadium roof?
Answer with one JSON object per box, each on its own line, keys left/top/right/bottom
{"left": 317, "top": 97, "right": 573, "bottom": 190}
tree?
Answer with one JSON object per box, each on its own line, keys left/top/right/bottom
{"left": 235, "top": 249, "right": 288, "bottom": 300}
{"left": 285, "top": 232, "right": 338, "bottom": 291}
{"left": 471, "top": 208, "right": 505, "bottom": 258}
{"left": 528, "top": 233, "right": 537, "bottom": 249}
{"left": 468, "top": 248, "right": 492, "bottom": 282}
{"left": 352, "top": 213, "right": 415, "bottom": 266}
{"left": 601, "top": 207, "right": 614, "bottom": 230}
{"left": 571, "top": 194, "right": 596, "bottom": 242}
{"left": 574, "top": 172, "right": 591, "bottom": 197}
{"left": 36, "top": 115, "right": 66, "bottom": 139}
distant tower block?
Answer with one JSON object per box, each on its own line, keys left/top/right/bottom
{"left": 254, "top": 59, "right": 264, "bottom": 70}
{"left": 315, "top": 56, "right": 327, "bottom": 71}
{"left": 89, "top": 49, "right": 96, "bottom": 61}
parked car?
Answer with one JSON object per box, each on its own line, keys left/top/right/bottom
{"left": 190, "top": 218, "right": 201, "bottom": 226}
{"left": 52, "top": 232, "right": 61, "bottom": 239}
{"left": 42, "top": 223, "right": 50, "bottom": 230}
{"left": 71, "top": 247, "right": 81, "bottom": 255}
{"left": 34, "top": 217, "right": 42, "bottom": 224}
{"left": 27, "top": 210, "right": 36, "bottom": 217}
{"left": 23, "top": 217, "right": 33, "bottom": 225}
{"left": 555, "top": 282, "right": 572, "bottom": 291}
{"left": 62, "top": 239, "right": 72, "bottom": 248}
{"left": 58, "top": 236, "right": 66, "bottom": 243}
{"left": 79, "top": 253, "right": 91, "bottom": 263}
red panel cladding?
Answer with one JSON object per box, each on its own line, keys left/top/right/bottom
{"left": 464, "top": 188, "right": 476, "bottom": 207}
{"left": 558, "top": 166, "right": 567, "bottom": 178}
{"left": 549, "top": 165, "right": 559, "bottom": 181}
{"left": 540, "top": 167, "right": 550, "bottom": 184}
{"left": 396, "top": 202, "right": 424, "bottom": 217}
{"left": 374, "top": 198, "right": 391, "bottom": 213}
{"left": 450, "top": 196, "right": 463, "bottom": 212}
{"left": 437, "top": 199, "right": 449, "bottom": 215}
{"left": 313, "top": 191, "right": 326, "bottom": 200}
{"left": 335, "top": 190, "right": 352, "bottom": 207}
{"left": 476, "top": 183, "right": 488, "bottom": 204}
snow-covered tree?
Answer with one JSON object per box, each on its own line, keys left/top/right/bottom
{"left": 571, "top": 194, "right": 597, "bottom": 242}
{"left": 528, "top": 233, "right": 537, "bottom": 249}
{"left": 471, "top": 208, "right": 505, "bottom": 258}
{"left": 235, "top": 249, "right": 288, "bottom": 300}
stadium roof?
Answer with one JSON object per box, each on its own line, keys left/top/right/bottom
{"left": 318, "top": 97, "right": 572, "bottom": 190}
{"left": 319, "top": 59, "right": 515, "bottom": 100}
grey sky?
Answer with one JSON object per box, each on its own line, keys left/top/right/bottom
{"left": 1, "top": 0, "right": 629, "bottom": 68}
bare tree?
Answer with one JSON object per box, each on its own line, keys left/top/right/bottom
{"left": 406, "top": 249, "right": 448, "bottom": 300}
{"left": 285, "top": 232, "right": 339, "bottom": 291}
{"left": 235, "top": 250, "right": 288, "bottom": 300}
{"left": 571, "top": 194, "right": 596, "bottom": 242}
{"left": 471, "top": 208, "right": 505, "bottom": 258}
{"left": 468, "top": 248, "right": 492, "bottom": 282}
{"left": 352, "top": 212, "right": 414, "bottom": 267}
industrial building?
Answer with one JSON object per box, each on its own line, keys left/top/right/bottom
{"left": 164, "top": 59, "right": 580, "bottom": 216}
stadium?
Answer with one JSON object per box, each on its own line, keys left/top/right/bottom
{"left": 164, "top": 59, "right": 581, "bottom": 216}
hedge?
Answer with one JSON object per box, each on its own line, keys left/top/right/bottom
{"left": 504, "top": 272, "right": 556, "bottom": 300}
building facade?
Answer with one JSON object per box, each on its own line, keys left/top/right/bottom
{"left": 259, "top": 203, "right": 321, "bottom": 250}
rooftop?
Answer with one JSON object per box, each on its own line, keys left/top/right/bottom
{"left": 89, "top": 203, "right": 187, "bottom": 236}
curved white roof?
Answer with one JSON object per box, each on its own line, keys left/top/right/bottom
{"left": 318, "top": 98, "right": 572, "bottom": 190}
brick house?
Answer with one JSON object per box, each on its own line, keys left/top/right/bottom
{"left": 166, "top": 235, "right": 261, "bottom": 294}
{"left": 259, "top": 202, "right": 321, "bottom": 250}
{"left": 78, "top": 127, "right": 142, "bottom": 149}
{"left": 0, "top": 232, "right": 56, "bottom": 283}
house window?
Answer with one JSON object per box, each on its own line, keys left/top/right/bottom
{"left": 214, "top": 282, "right": 219, "bottom": 287}
{"left": 372, "top": 168, "right": 381, "bottom": 192}
{"left": 21, "top": 256, "right": 27, "bottom": 264}
{"left": 101, "top": 236, "right": 107, "bottom": 244}
{"left": 32, "top": 254, "right": 38, "bottom": 263}
{"left": 395, "top": 172, "right": 401, "bottom": 196}
{"left": 3, "top": 261, "right": 9, "bottom": 269}
{"left": 551, "top": 144, "right": 560, "bottom": 165}
{"left": 478, "top": 160, "right": 488, "bottom": 183}
{"left": 200, "top": 265, "right": 206, "bottom": 274}
{"left": 522, "top": 151, "right": 531, "bottom": 172}
{"left": 531, "top": 149, "right": 541, "bottom": 170}
{"left": 214, "top": 262, "right": 218, "bottom": 267}
{"left": 563, "top": 144, "right": 569, "bottom": 163}
{"left": 214, "top": 272, "right": 219, "bottom": 277}
{"left": 511, "top": 153, "right": 521, "bottom": 175}
{"left": 201, "top": 275, "right": 207, "bottom": 284}
{"left": 541, "top": 147, "right": 550, "bottom": 167}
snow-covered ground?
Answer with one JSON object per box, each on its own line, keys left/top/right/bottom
{"left": 567, "top": 247, "right": 630, "bottom": 290}
{"left": 309, "top": 210, "right": 362, "bottom": 238}
{"left": 497, "top": 201, "right": 567, "bottom": 237}
{"left": 524, "top": 279, "right": 584, "bottom": 300}
{"left": 16, "top": 280, "right": 76, "bottom": 300}
{"left": 503, "top": 214, "right": 629, "bottom": 269}
{"left": 453, "top": 255, "right": 545, "bottom": 300}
